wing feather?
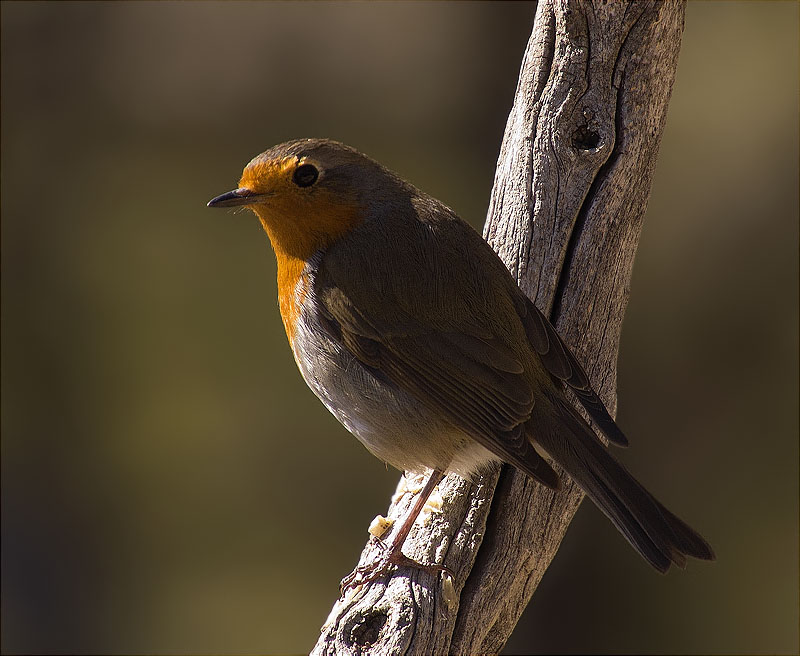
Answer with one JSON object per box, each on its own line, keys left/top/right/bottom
{"left": 316, "top": 271, "right": 559, "bottom": 489}
{"left": 518, "top": 296, "right": 629, "bottom": 447}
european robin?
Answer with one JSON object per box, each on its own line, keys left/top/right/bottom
{"left": 208, "top": 138, "right": 714, "bottom": 588}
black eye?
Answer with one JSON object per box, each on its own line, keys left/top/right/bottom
{"left": 293, "top": 163, "right": 319, "bottom": 187}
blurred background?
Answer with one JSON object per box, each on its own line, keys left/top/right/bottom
{"left": 1, "top": 2, "right": 797, "bottom": 654}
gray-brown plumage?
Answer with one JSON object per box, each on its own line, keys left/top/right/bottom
{"left": 209, "top": 138, "right": 714, "bottom": 578}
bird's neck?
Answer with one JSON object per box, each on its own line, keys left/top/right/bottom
{"left": 253, "top": 205, "right": 359, "bottom": 345}
{"left": 257, "top": 221, "right": 312, "bottom": 346}
{"left": 275, "top": 250, "right": 308, "bottom": 346}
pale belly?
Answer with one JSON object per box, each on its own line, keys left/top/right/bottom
{"left": 290, "top": 298, "right": 498, "bottom": 479}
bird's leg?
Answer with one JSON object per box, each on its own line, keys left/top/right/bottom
{"left": 340, "top": 469, "right": 452, "bottom": 595}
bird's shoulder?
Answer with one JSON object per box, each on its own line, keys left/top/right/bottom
{"left": 320, "top": 191, "right": 523, "bottom": 336}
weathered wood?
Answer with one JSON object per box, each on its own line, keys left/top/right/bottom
{"left": 312, "top": 1, "right": 685, "bottom": 653}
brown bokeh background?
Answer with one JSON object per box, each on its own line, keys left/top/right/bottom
{"left": 2, "top": 2, "right": 797, "bottom": 654}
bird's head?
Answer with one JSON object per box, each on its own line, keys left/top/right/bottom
{"left": 208, "top": 138, "right": 401, "bottom": 260}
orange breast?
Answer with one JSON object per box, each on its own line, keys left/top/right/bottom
{"left": 274, "top": 250, "right": 308, "bottom": 346}
{"left": 254, "top": 199, "right": 361, "bottom": 346}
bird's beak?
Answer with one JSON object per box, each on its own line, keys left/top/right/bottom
{"left": 207, "top": 188, "right": 269, "bottom": 208}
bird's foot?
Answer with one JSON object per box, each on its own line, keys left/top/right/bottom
{"left": 339, "top": 540, "right": 452, "bottom": 597}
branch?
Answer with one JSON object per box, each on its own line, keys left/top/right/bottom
{"left": 312, "top": 1, "right": 686, "bottom": 653}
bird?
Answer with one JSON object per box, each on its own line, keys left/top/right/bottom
{"left": 207, "top": 138, "right": 714, "bottom": 589}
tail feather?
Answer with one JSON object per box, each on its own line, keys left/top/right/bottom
{"left": 652, "top": 497, "right": 716, "bottom": 561}
{"left": 532, "top": 397, "right": 715, "bottom": 572}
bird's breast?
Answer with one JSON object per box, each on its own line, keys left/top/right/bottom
{"left": 274, "top": 251, "right": 311, "bottom": 346}
{"left": 289, "top": 259, "right": 408, "bottom": 446}
{"left": 287, "top": 257, "right": 495, "bottom": 477}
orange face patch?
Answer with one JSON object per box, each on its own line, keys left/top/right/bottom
{"left": 238, "top": 156, "right": 296, "bottom": 196}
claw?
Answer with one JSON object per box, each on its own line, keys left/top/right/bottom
{"left": 340, "top": 546, "right": 452, "bottom": 597}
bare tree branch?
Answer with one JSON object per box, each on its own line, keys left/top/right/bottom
{"left": 312, "top": 1, "right": 686, "bottom": 653}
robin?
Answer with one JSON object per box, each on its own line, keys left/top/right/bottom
{"left": 208, "top": 138, "right": 714, "bottom": 589}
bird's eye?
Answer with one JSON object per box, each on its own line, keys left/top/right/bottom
{"left": 292, "top": 163, "right": 319, "bottom": 188}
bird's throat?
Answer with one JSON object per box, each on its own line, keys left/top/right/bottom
{"left": 259, "top": 227, "right": 309, "bottom": 346}
{"left": 251, "top": 199, "right": 362, "bottom": 345}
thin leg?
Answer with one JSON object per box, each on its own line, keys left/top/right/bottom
{"left": 340, "top": 469, "right": 451, "bottom": 595}
{"left": 387, "top": 469, "right": 445, "bottom": 548}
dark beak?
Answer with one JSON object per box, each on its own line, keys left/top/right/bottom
{"left": 207, "top": 188, "right": 267, "bottom": 208}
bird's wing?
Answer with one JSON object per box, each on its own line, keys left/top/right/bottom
{"left": 314, "top": 207, "right": 559, "bottom": 488}
{"left": 516, "top": 296, "right": 629, "bottom": 447}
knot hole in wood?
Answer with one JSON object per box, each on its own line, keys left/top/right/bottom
{"left": 348, "top": 610, "right": 388, "bottom": 649}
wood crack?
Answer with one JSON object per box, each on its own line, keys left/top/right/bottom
{"left": 550, "top": 53, "right": 627, "bottom": 327}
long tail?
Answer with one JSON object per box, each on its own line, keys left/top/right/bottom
{"left": 532, "top": 397, "right": 715, "bottom": 572}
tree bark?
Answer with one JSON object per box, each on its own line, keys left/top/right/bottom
{"left": 312, "top": 1, "right": 686, "bottom": 654}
